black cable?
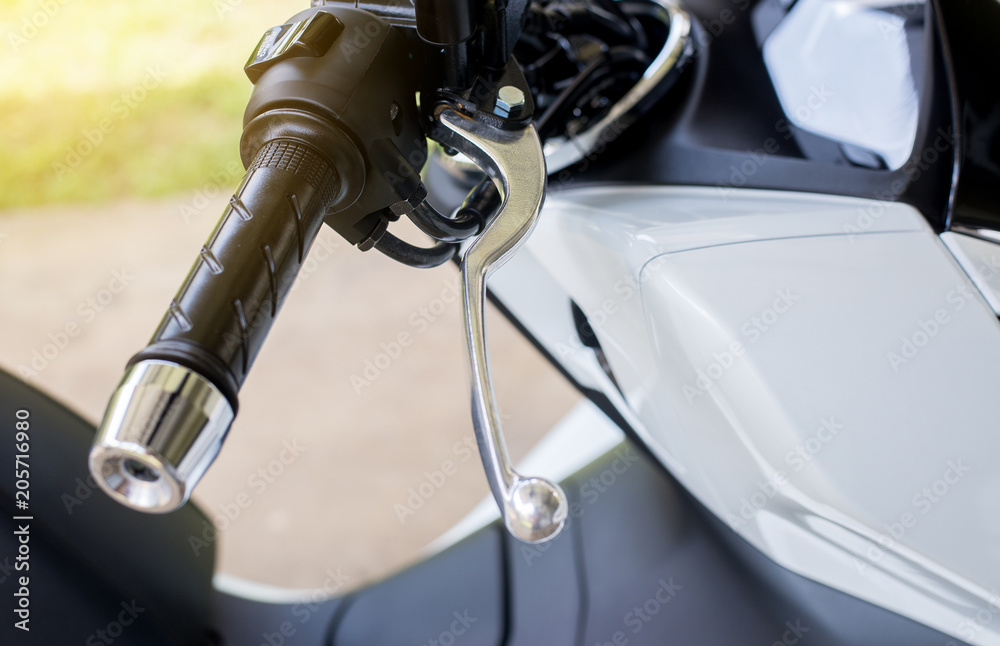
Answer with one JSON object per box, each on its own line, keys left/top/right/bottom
{"left": 535, "top": 45, "right": 649, "bottom": 140}
{"left": 406, "top": 201, "right": 483, "bottom": 243}
{"left": 373, "top": 231, "right": 458, "bottom": 268}
{"left": 456, "top": 177, "right": 502, "bottom": 227}
{"left": 536, "top": 52, "right": 610, "bottom": 138}
{"left": 593, "top": 0, "right": 648, "bottom": 51}
{"left": 543, "top": 3, "right": 638, "bottom": 47}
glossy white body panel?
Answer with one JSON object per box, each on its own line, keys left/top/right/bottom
{"left": 491, "top": 186, "right": 1000, "bottom": 645}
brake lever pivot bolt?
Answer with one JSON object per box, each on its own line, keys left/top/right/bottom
{"left": 495, "top": 85, "right": 526, "bottom": 118}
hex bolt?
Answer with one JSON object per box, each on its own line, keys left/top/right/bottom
{"left": 495, "top": 85, "right": 525, "bottom": 118}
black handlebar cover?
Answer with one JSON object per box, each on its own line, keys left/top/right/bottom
{"left": 129, "top": 138, "right": 344, "bottom": 411}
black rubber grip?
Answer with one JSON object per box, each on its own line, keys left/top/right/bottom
{"left": 130, "top": 139, "right": 341, "bottom": 411}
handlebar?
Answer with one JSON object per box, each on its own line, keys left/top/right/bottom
{"left": 88, "top": 4, "right": 425, "bottom": 513}
{"left": 90, "top": 121, "right": 360, "bottom": 513}
{"left": 88, "top": 0, "right": 675, "bottom": 544}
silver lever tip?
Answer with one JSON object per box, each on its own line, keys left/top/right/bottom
{"left": 505, "top": 476, "right": 569, "bottom": 543}
{"left": 89, "top": 360, "right": 234, "bottom": 513}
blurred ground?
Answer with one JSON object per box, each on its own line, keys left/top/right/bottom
{"left": 0, "top": 194, "right": 580, "bottom": 590}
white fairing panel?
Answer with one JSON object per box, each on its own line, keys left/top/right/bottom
{"left": 510, "top": 186, "right": 1000, "bottom": 645}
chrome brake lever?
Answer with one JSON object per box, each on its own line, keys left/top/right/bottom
{"left": 432, "top": 107, "right": 568, "bottom": 543}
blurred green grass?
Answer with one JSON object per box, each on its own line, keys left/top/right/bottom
{"left": 0, "top": 0, "right": 301, "bottom": 211}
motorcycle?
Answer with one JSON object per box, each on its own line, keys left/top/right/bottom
{"left": 4, "top": 0, "right": 1000, "bottom": 643}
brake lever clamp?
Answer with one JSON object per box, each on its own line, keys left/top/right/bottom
{"left": 430, "top": 106, "right": 568, "bottom": 544}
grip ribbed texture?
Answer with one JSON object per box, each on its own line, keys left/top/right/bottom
{"left": 248, "top": 140, "right": 340, "bottom": 206}
{"left": 131, "top": 139, "right": 341, "bottom": 407}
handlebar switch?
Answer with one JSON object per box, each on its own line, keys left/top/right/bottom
{"left": 244, "top": 11, "right": 345, "bottom": 83}
{"left": 244, "top": 6, "right": 428, "bottom": 246}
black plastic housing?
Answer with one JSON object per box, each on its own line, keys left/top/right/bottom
{"left": 244, "top": 7, "right": 427, "bottom": 246}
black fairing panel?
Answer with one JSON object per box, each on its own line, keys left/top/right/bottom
{"left": 933, "top": 0, "right": 1000, "bottom": 231}
{"left": 549, "top": 0, "right": 956, "bottom": 231}
{"left": 0, "top": 370, "right": 214, "bottom": 645}
{"left": 330, "top": 526, "right": 506, "bottom": 645}
{"left": 213, "top": 589, "right": 344, "bottom": 646}
{"left": 209, "top": 440, "right": 970, "bottom": 646}
{"left": 523, "top": 443, "right": 966, "bottom": 646}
